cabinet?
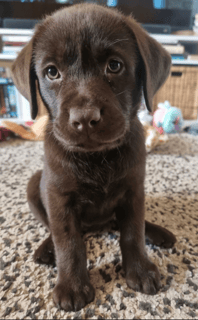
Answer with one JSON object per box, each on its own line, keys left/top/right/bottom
{"left": 153, "top": 65, "right": 198, "bottom": 120}
{"left": 152, "top": 34, "right": 198, "bottom": 120}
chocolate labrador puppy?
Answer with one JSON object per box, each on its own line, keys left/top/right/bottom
{"left": 11, "top": 3, "right": 176, "bottom": 312}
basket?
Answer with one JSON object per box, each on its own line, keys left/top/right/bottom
{"left": 153, "top": 65, "right": 198, "bottom": 120}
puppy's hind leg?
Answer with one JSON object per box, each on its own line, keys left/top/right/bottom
{"left": 27, "top": 170, "right": 48, "bottom": 228}
{"left": 145, "top": 220, "right": 176, "bottom": 248}
{"left": 27, "top": 170, "right": 55, "bottom": 265}
{"left": 33, "top": 235, "right": 55, "bottom": 266}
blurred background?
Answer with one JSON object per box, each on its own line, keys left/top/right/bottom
{"left": 0, "top": 0, "right": 196, "bottom": 32}
{"left": 1, "top": 0, "right": 198, "bottom": 133}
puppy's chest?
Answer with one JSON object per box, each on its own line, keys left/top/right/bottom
{"left": 78, "top": 181, "right": 125, "bottom": 228}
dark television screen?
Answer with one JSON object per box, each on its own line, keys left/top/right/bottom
{"left": 0, "top": 0, "right": 193, "bottom": 31}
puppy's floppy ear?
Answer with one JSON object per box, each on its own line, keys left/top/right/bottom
{"left": 125, "top": 16, "right": 171, "bottom": 112}
{"left": 11, "top": 38, "right": 38, "bottom": 119}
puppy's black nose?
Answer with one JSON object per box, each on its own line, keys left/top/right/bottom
{"left": 69, "top": 108, "right": 101, "bottom": 132}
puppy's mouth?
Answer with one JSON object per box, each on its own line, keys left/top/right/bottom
{"left": 73, "top": 138, "right": 123, "bottom": 152}
{"left": 53, "top": 127, "right": 125, "bottom": 152}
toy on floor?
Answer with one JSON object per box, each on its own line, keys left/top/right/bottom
{"left": 143, "top": 123, "right": 168, "bottom": 153}
{"left": 2, "top": 115, "right": 49, "bottom": 141}
{"left": 0, "top": 126, "right": 14, "bottom": 142}
{"left": 153, "top": 101, "right": 183, "bottom": 134}
{"left": 137, "top": 97, "right": 168, "bottom": 152}
{"left": 138, "top": 98, "right": 153, "bottom": 125}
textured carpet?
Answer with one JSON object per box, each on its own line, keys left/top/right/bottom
{"left": 0, "top": 134, "right": 198, "bottom": 320}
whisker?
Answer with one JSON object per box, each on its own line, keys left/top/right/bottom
{"left": 116, "top": 146, "right": 121, "bottom": 158}
{"left": 106, "top": 38, "right": 129, "bottom": 48}
{"left": 116, "top": 90, "right": 128, "bottom": 97}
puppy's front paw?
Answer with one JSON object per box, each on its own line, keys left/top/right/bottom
{"left": 126, "top": 257, "right": 161, "bottom": 295}
{"left": 53, "top": 280, "right": 95, "bottom": 311}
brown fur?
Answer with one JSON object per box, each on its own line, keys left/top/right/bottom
{"left": 11, "top": 3, "right": 176, "bottom": 312}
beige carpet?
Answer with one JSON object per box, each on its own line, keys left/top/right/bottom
{"left": 0, "top": 134, "right": 198, "bottom": 319}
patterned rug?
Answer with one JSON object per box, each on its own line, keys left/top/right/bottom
{"left": 0, "top": 133, "right": 198, "bottom": 320}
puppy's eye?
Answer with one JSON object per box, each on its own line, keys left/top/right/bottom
{"left": 46, "top": 66, "right": 60, "bottom": 80}
{"left": 107, "top": 60, "right": 122, "bottom": 73}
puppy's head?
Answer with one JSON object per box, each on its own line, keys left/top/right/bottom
{"left": 11, "top": 3, "right": 171, "bottom": 152}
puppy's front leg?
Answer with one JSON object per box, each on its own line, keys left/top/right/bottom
{"left": 47, "top": 189, "right": 95, "bottom": 311}
{"left": 115, "top": 184, "right": 161, "bottom": 295}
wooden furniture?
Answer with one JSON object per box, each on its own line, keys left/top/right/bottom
{"left": 153, "top": 65, "right": 198, "bottom": 120}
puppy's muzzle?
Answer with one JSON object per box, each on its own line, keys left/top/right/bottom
{"left": 69, "top": 107, "right": 101, "bottom": 134}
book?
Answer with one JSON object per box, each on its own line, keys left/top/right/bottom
{"left": 0, "top": 67, "right": 7, "bottom": 78}
{"left": 2, "top": 35, "right": 31, "bottom": 44}
{"left": 0, "top": 68, "right": 19, "bottom": 118}
{"left": 163, "top": 44, "right": 185, "bottom": 54}
{"left": 3, "top": 46, "right": 24, "bottom": 55}
{"left": 3, "top": 85, "right": 10, "bottom": 115}
{"left": 0, "top": 77, "right": 13, "bottom": 85}
{"left": 2, "top": 36, "right": 30, "bottom": 52}
{"left": 0, "top": 85, "right": 7, "bottom": 118}
{"left": 0, "top": 85, "right": 19, "bottom": 118}
{"left": 188, "top": 54, "right": 198, "bottom": 61}
{"left": 0, "top": 68, "right": 31, "bottom": 122}
{"left": 171, "top": 53, "right": 188, "bottom": 60}
{"left": 7, "top": 85, "right": 18, "bottom": 118}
